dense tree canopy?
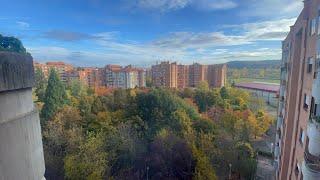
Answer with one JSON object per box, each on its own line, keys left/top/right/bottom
{"left": 35, "top": 76, "right": 273, "bottom": 179}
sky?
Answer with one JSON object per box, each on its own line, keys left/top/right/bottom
{"left": 0, "top": 0, "right": 303, "bottom": 67}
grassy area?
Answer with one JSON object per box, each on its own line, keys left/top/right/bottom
{"left": 228, "top": 78, "right": 280, "bottom": 84}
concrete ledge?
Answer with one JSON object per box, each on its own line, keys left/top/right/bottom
{"left": 0, "top": 110, "right": 45, "bottom": 180}
{"left": 0, "top": 51, "right": 34, "bottom": 92}
{"left": 0, "top": 88, "right": 34, "bottom": 124}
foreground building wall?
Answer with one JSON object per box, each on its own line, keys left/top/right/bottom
{"left": 0, "top": 52, "right": 45, "bottom": 180}
{"left": 275, "top": 0, "right": 320, "bottom": 179}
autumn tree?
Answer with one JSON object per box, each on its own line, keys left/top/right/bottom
{"left": 64, "top": 132, "right": 107, "bottom": 180}
{"left": 43, "top": 106, "right": 83, "bottom": 179}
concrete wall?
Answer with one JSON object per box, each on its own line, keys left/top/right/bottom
{"left": 0, "top": 52, "right": 45, "bottom": 180}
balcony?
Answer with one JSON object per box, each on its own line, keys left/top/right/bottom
{"left": 279, "top": 99, "right": 284, "bottom": 110}
{"left": 279, "top": 86, "right": 285, "bottom": 101}
{"left": 307, "top": 121, "right": 320, "bottom": 156}
{"left": 312, "top": 78, "right": 320, "bottom": 104}
{"left": 277, "top": 117, "right": 283, "bottom": 129}
{"left": 302, "top": 152, "right": 320, "bottom": 180}
{"left": 274, "top": 145, "right": 280, "bottom": 157}
{"left": 280, "top": 70, "right": 287, "bottom": 81}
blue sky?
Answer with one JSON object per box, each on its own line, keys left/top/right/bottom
{"left": 0, "top": 0, "right": 303, "bottom": 67}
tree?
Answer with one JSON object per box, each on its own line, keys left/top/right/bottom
{"left": 233, "top": 142, "right": 257, "bottom": 180}
{"left": 34, "top": 67, "right": 47, "bottom": 102}
{"left": 192, "top": 146, "right": 217, "bottom": 180}
{"left": 43, "top": 106, "right": 83, "bottom": 179}
{"left": 41, "top": 69, "right": 68, "bottom": 122}
{"left": 64, "top": 132, "right": 108, "bottom": 180}
{"left": 197, "top": 81, "right": 209, "bottom": 92}
{"left": 0, "top": 34, "right": 27, "bottom": 53}
{"left": 148, "top": 132, "right": 195, "bottom": 179}
{"left": 220, "top": 87, "right": 229, "bottom": 99}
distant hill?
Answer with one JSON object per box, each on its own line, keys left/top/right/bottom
{"left": 227, "top": 60, "right": 280, "bottom": 69}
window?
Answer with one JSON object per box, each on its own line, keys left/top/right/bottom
{"left": 310, "top": 18, "right": 316, "bottom": 35}
{"left": 308, "top": 57, "right": 314, "bottom": 73}
{"left": 299, "top": 128, "right": 305, "bottom": 144}
{"left": 295, "top": 163, "right": 300, "bottom": 176}
{"left": 304, "top": 94, "right": 310, "bottom": 109}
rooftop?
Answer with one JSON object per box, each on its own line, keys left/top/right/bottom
{"left": 235, "top": 82, "right": 280, "bottom": 93}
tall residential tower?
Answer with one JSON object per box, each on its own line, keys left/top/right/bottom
{"left": 275, "top": 0, "right": 320, "bottom": 179}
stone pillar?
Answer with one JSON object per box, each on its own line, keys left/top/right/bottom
{"left": 0, "top": 52, "right": 45, "bottom": 180}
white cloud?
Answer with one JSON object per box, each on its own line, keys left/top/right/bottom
{"left": 194, "top": 0, "right": 237, "bottom": 11}
{"left": 132, "top": 0, "right": 237, "bottom": 11}
{"left": 152, "top": 18, "right": 295, "bottom": 50}
{"left": 137, "top": 0, "right": 191, "bottom": 11}
{"left": 31, "top": 18, "right": 293, "bottom": 65}
{"left": 16, "top": 21, "right": 30, "bottom": 29}
{"left": 240, "top": 0, "right": 303, "bottom": 18}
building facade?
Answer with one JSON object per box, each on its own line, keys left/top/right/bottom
{"left": 188, "top": 63, "right": 208, "bottom": 87}
{"left": 105, "top": 64, "right": 146, "bottom": 89}
{"left": 177, "top": 65, "right": 189, "bottom": 89}
{"left": 207, "top": 64, "right": 227, "bottom": 88}
{"left": 151, "top": 61, "right": 178, "bottom": 88}
{"left": 275, "top": 1, "right": 320, "bottom": 179}
{"left": 34, "top": 62, "right": 146, "bottom": 90}
{"left": 34, "top": 61, "right": 73, "bottom": 82}
{"left": 151, "top": 61, "right": 226, "bottom": 89}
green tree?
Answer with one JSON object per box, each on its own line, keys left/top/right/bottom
{"left": 233, "top": 142, "right": 257, "bottom": 180}
{"left": 192, "top": 146, "right": 217, "bottom": 180}
{"left": 197, "top": 81, "right": 209, "bottom": 92}
{"left": 0, "top": 34, "right": 27, "bottom": 53}
{"left": 34, "top": 67, "right": 47, "bottom": 102}
{"left": 64, "top": 132, "right": 108, "bottom": 180}
{"left": 41, "top": 69, "right": 68, "bottom": 121}
{"left": 220, "top": 87, "right": 229, "bottom": 99}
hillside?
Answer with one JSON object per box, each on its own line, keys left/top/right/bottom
{"left": 227, "top": 60, "right": 281, "bottom": 84}
{"left": 227, "top": 60, "right": 281, "bottom": 69}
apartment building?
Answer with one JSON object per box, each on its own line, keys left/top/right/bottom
{"left": 34, "top": 61, "right": 73, "bottom": 82}
{"left": 105, "top": 65, "right": 146, "bottom": 89}
{"left": 152, "top": 61, "right": 226, "bottom": 89}
{"left": 275, "top": 1, "right": 320, "bottom": 179}
{"left": 177, "top": 65, "right": 189, "bottom": 89}
{"left": 105, "top": 65, "right": 126, "bottom": 88}
{"left": 151, "top": 61, "right": 178, "bottom": 88}
{"left": 207, "top": 64, "right": 227, "bottom": 88}
{"left": 189, "top": 63, "right": 208, "bottom": 87}
{"left": 138, "top": 69, "right": 146, "bottom": 88}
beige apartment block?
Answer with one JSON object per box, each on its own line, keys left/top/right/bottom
{"left": 152, "top": 61, "right": 226, "bottom": 89}
{"left": 151, "top": 61, "right": 178, "bottom": 88}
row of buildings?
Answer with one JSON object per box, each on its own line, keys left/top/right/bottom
{"left": 34, "top": 62, "right": 146, "bottom": 89}
{"left": 275, "top": 0, "right": 320, "bottom": 179}
{"left": 150, "top": 61, "right": 227, "bottom": 88}
{"left": 34, "top": 61, "right": 227, "bottom": 90}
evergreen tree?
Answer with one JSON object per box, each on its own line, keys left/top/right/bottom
{"left": 34, "top": 67, "right": 47, "bottom": 102}
{"left": 41, "top": 69, "right": 68, "bottom": 121}
{"left": 220, "top": 87, "right": 229, "bottom": 99}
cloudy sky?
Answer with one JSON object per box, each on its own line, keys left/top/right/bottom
{"left": 0, "top": 0, "right": 303, "bottom": 66}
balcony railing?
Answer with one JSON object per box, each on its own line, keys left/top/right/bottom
{"left": 277, "top": 117, "right": 283, "bottom": 129}
{"left": 304, "top": 151, "right": 320, "bottom": 172}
